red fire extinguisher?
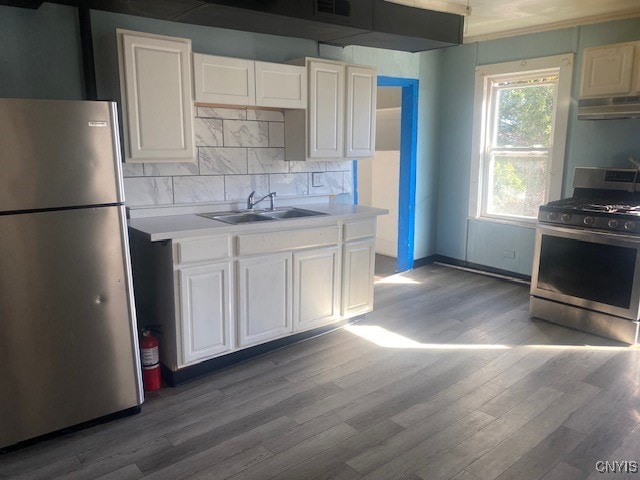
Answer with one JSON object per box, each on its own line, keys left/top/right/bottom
{"left": 140, "top": 330, "right": 161, "bottom": 392}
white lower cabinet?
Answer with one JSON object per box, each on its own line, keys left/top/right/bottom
{"left": 342, "top": 238, "right": 376, "bottom": 318}
{"left": 293, "top": 246, "right": 341, "bottom": 332}
{"left": 130, "top": 215, "right": 381, "bottom": 374}
{"left": 237, "top": 252, "right": 293, "bottom": 347}
{"left": 178, "top": 261, "right": 232, "bottom": 365}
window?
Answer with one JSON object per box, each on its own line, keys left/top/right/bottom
{"left": 469, "top": 54, "right": 573, "bottom": 223}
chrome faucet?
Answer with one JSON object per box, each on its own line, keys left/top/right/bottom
{"left": 247, "top": 191, "right": 277, "bottom": 210}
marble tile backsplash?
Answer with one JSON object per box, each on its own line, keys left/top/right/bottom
{"left": 123, "top": 107, "right": 353, "bottom": 208}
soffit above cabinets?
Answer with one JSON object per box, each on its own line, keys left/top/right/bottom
{"left": 4, "top": 0, "right": 640, "bottom": 46}
{"left": 3, "top": 0, "right": 464, "bottom": 52}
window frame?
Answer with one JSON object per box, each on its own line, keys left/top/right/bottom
{"left": 468, "top": 54, "right": 574, "bottom": 226}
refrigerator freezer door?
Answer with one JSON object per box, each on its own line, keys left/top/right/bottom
{"left": 0, "top": 205, "right": 143, "bottom": 448}
{"left": 0, "top": 99, "right": 124, "bottom": 212}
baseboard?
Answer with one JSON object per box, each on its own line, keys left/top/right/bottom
{"left": 412, "top": 255, "right": 438, "bottom": 269}
{"left": 161, "top": 319, "right": 355, "bottom": 387}
{"left": 429, "top": 255, "right": 531, "bottom": 283}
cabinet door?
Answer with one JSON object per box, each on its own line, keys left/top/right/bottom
{"left": 193, "top": 54, "right": 255, "bottom": 106}
{"left": 580, "top": 43, "right": 637, "bottom": 97}
{"left": 237, "top": 252, "right": 292, "bottom": 347}
{"left": 345, "top": 66, "right": 377, "bottom": 158}
{"left": 178, "top": 262, "right": 232, "bottom": 366}
{"left": 255, "top": 61, "right": 306, "bottom": 109}
{"left": 342, "top": 239, "right": 375, "bottom": 318}
{"left": 118, "top": 31, "right": 195, "bottom": 162}
{"left": 293, "top": 246, "right": 341, "bottom": 332}
{"left": 308, "top": 61, "right": 344, "bottom": 158}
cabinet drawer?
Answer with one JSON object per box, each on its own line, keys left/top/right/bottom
{"left": 343, "top": 219, "right": 376, "bottom": 241}
{"left": 175, "top": 236, "right": 230, "bottom": 265}
{"left": 237, "top": 226, "right": 340, "bottom": 256}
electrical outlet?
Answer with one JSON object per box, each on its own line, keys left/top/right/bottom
{"left": 312, "top": 172, "right": 325, "bottom": 188}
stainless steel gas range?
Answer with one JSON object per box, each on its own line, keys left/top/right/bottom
{"left": 530, "top": 167, "right": 640, "bottom": 344}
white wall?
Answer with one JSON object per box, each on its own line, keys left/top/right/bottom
{"left": 371, "top": 151, "right": 401, "bottom": 257}
{"left": 359, "top": 86, "right": 401, "bottom": 258}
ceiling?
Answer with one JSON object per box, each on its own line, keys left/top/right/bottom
{"left": 391, "top": 0, "right": 640, "bottom": 43}
{"left": 4, "top": 0, "right": 640, "bottom": 50}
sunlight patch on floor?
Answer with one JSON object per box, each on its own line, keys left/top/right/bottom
{"left": 374, "top": 275, "right": 421, "bottom": 285}
{"left": 345, "top": 325, "right": 511, "bottom": 350}
{"left": 345, "top": 325, "right": 639, "bottom": 351}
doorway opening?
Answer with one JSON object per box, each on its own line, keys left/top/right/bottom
{"left": 355, "top": 76, "right": 418, "bottom": 276}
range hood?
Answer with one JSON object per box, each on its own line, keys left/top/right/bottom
{"left": 578, "top": 95, "right": 640, "bottom": 120}
{"left": 5, "top": 0, "right": 464, "bottom": 52}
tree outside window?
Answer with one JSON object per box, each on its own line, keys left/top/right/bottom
{"left": 489, "top": 76, "right": 557, "bottom": 218}
{"left": 469, "top": 55, "right": 573, "bottom": 224}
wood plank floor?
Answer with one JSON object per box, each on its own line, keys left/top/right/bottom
{"left": 374, "top": 254, "right": 397, "bottom": 277}
{"left": 2, "top": 264, "right": 640, "bottom": 480}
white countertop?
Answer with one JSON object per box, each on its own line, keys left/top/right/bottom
{"left": 128, "top": 204, "right": 388, "bottom": 241}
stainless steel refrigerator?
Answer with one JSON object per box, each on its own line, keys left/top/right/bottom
{"left": 0, "top": 98, "right": 144, "bottom": 449}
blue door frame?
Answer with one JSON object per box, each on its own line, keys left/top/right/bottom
{"left": 353, "top": 76, "right": 418, "bottom": 272}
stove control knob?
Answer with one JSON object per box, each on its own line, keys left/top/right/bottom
{"left": 583, "top": 216, "right": 594, "bottom": 226}
{"left": 624, "top": 221, "right": 636, "bottom": 231}
{"left": 548, "top": 212, "right": 558, "bottom": 221}
{"left": 561, "top": 214, "right": 571, "bottom": 222}
{"left": 608, "top": 219, "right": 619, "bottom": 228}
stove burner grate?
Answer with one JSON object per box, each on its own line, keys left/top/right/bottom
{"left": 546, "top": 198, "right": 640, "bottom": 214}
{"left": 583, "top": 204, "right": 640, "bottom": 214}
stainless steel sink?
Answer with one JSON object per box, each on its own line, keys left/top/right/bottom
{"left": 198, "top": 207, "right": 326, "bottom": 225}
{"left": 260, "top": 208, "right": 327, "bottom": 220}
{"left": 198, "top": 212, "right": 275, "bottom": 224}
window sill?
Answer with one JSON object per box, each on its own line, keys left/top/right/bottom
{"left": 468, "top": 216, "right": 538, "bottom": 230}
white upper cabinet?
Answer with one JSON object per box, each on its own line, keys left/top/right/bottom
{"left": 193, "top": 54, "right": 255, "bottom": 106}
{"left": 117, "top": 30, "right": 195, "bottom": 163}
{"left": 284, "top": 58, "right": 377, "bottom": 161}
{"left": 255, "top": 61, "right": 306, "bottom": 109}
{"left": 580, "top": 42, "right": 640, "bottom": 98}
{"left": 192, "top": 55, "right": 306, "bottom": 109}
{"left": 308, "top": 60, "right": 345, "bottom": 159}
{"left": 345, "top": 65, "right": 377, "bottom": 158}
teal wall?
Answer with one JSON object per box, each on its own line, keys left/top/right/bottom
{"left": 433, "top": 17, "right": 640, "bottom": 275}
{"left": 433, "top": 43, "right": 477, "bottom": 260}
{"left": 415, "top": 49, "right": 444, "bottom": 258}
{"left": 0, "top": 3, "right": 434, "bottom": 260}
{"left": 2, "top": 2, "right": 640, "bottom": 273}
{"left": 0, "top": 3, "right": 83, "bottom": 99}
{"left": 322, "top": 44, "right": 441, "bottom": 259}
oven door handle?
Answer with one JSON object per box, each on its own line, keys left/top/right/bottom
{"left": 536, "top": 223, "right": 640, "bottom": 245}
